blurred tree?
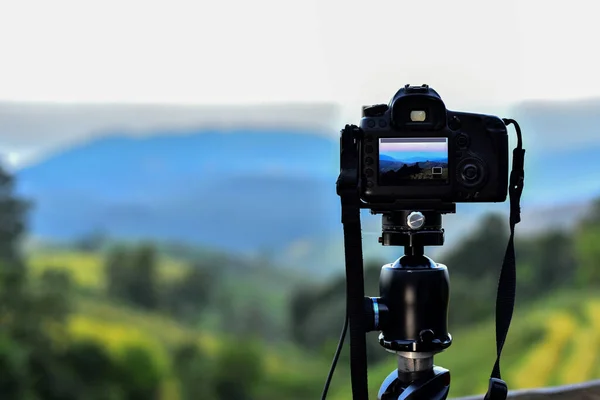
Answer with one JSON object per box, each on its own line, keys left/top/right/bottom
{"left": 105, "top": 243, "right": 160, "bottom": 310}
{"left": 213, "top": 341, "right": 265, "bottom": 400}
{"left": 127, "top": 243, "right": 159, "bottom": 310}
{"left": 22, "top": 269, "right": 75, "bottom": 400}
{"left": 113, "top": 345, "right": 163, "bottom": 400}
{"left": 512, "top": 227, "right": 578, "bottom": 301}
{"left": 165, "top": 264, "right": 216, "bottom": 322}
{"left": 32, "top": 269, "right": 73, "bottom": 343}
{"left": 239, "top": 300, "right": 269, "bottom": 339}
{"left": 30, "top": 340, "right": 117, "bottom": 400}
{"left": 532, "top": 230, "right": 576, "bottom": 290}
{"left": 442, "top": 213, "right": 509, "bottom": 281}
{"left": 30, "top": 338, "right": 165, "bottom": 400}
{"left": 0, "top": 166, "right": 29, "bottom": 263}
{"left": 173, "top": 342, "right": 216, "bottom": 400}
{"left": 61, "top": 341, "right": 123, "bottom": 400}
{"left": 574, "top": 198, "right": 600, "bottom": 286}
{"left": 0, "top": 164, "right": 83, "bottom": 399}
{"left": 289, "top": 286, "right": 319, "bottom": 345}
{"left": 106, "top": 245, "right": 131, "bottom": 300}
{"left": 36, "top": 269, "right": 72, "bottom": 316}
{"left": 436, "top": 213, "right": 510, "bottom": 326}
{"left": 0, "top": 332, "right": 31, "bottom": 399}
{"left": 0, "top": 166, "right": 31, "bottom": 354}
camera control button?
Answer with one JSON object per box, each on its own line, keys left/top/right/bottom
{"left": 456, "top": 133, "right": 470, "bottom": 149}
{"left": 378, "top": 119, "right": 387, "bottom": 128}
{"left": 366, "top": 181, "right": 374, "bottom": 188}
{"left": 365, "top": 169, "right": 374, "bottom": 177}
{"left": 365, "top": 145, "right": 374, "bottom": 154}
{"left": 367, "top": 119, "right": 376, "bottom": 128}
{"left": 462, "top": 164, "right": 478, "bottom": 181}
{"left": 365, "top": 157, "right": 374, "bottom": 165}
{"left": 457, "top": 158, "right": 486, "bottom": 188}
{"left": 448, "top": 116, "right": 461, "bottom": 130}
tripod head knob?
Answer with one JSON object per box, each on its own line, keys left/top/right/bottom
{"left": 406, "top": 211, "right": 425, "bottom": 230}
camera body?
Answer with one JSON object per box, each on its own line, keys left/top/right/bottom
{"left": 360, "top": 84, "right": 508, "bottom": 204}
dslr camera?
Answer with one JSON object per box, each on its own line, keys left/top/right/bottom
{"left": 360, "top": 84, "right": 509, "bottom": 205}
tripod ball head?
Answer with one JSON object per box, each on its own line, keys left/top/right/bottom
{"left": 368, "top": 252, "right": 453, "bottom": 400}
{"left": 367, "top": 253, "right": 452, "bottom": 354}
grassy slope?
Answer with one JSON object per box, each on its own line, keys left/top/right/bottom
{"left": 27, "top": 250, "right": 600, "bottom": 399}
{"left": 73, "top": 295, "right": 349, "bottom": 400}
{"left": 27, "top": 250, "right": 189, "bottom": 291}
{"left": 27, "top": 250, "right": 341, "bottom": 398}
{"left": 27, "top": 249, "right": 305, "bottom": 321}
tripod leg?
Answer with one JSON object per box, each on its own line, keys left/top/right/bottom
{"left": 378, "top": 367, "right": 450, "bottom": 400}
{"left": 378, "top": 369, "right": 402, "bottom": 400}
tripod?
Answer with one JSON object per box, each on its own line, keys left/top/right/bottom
{"left": 366, "top": 210, "right": 453, "bottom": 400}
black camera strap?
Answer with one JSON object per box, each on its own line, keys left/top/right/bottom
{"left": 336, "top": 124, "right": 370, "bottom": 400}
{"left": 484, "top": 119, "right": 525, "bottom": 400}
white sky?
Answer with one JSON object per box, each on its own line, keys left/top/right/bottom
{"left": 1, "top": 0, "right": 599, "bottom": 108}
{"left": 1, "top": 0, "right": 600, "bottom": 167}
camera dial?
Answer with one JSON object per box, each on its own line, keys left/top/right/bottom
{"left": 462, "top": 164, "right": 478, "bottom": 181}
{"left": 457, "top": 158, "right": 486, "bottom": 188}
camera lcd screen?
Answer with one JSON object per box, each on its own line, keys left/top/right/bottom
{"left": 378, "top": 137, "right": 449, "bottom": 185}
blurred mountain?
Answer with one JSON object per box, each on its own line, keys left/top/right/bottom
{"left": 12, "top": 98, "right": 600, "bottom": 274}
{"left": 16, "top": 129, "right": 339, "bottom": 248}
{"left": 379, "top": 159, "right": 402, "bottom": 171}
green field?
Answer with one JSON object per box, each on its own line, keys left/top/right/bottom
{"left": 27, "top": 250, "right": 600, "bottom": 399}
{"left": 27, "top": 249, "right": 339, "bottom": 398}
{"left": 67, "top": 296, "right": 333, "bottom": 400}
{"left": 68, "top": 292, "right": 600, "bottom": 399}
{"left": 27, "top": 250, "right": 189, "bottom": 291}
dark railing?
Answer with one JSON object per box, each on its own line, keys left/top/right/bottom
{"left": 455, "top": 379, "right": 600, "bottom": 400}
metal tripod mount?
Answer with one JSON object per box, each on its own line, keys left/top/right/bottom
{"left": 364, "top": 207, "right": 455, "bottom": 400}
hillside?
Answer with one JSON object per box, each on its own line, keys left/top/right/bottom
{"left": 27, "top": 249, "right": 189, "bottom": 291}
{"left": 25, "top": 248, "right": 310, "bottom": 336}
{"left": 24, "top": 247, "right": 600, "bottom": 399}
{"left": 23, "top": 247, "right": 344, "bottom": 399}
{"left": 67, "top": 295, "right": 339, "bottom": 400}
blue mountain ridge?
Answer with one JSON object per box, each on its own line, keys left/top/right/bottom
{"left": 15, "top": 129, "right": 340, "bottom": 253}
{"left": 403, "top": 157, "right": 447, "bottom": 163}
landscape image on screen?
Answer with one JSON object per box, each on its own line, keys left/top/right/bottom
{"left": 378, "top": 137, "right": 449, "bottom": 185}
